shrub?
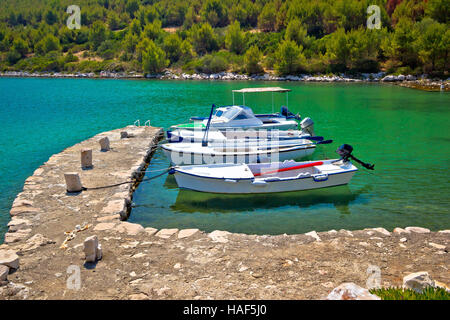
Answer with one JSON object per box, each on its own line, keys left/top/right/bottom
{"left": 225, "top": 21, "right": 246, "bottom": 55}
{"left": 190, "top": 23, "right": 218, "bottom": 55}
{"left": 244, "top": 45, "right": 263, "bottom": 75}
{"left": 370, "top": 287, "right": 450, "bottom": 300}
{"left": 142, "top": 40, "right": 169, "bottom": 74}
{"left": 35, "top": 34, "right": 60, "bottom": 55}
{"left": 195, "top": 54, "right": 228, "bottom": 73}
{"left": 274, "top": 40, "right": 306, "bottom": 75}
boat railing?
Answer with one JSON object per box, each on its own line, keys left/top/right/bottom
{"left": 145, "top": 120, "right": 151, "bottom": 127}
{"left": 134, "top": 120, "right": 140, "bottom": 127}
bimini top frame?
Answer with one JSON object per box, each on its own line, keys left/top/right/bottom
{"left": 232, "top": 87, "right": 292, "bottom": 113}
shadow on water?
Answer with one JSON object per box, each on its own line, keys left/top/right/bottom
{"left": 135, "top": 174, "right": 372, "bottom": 215}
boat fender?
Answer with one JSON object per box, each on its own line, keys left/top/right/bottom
{"left": 168, "top": 167, "right": 176, "bottom": 175}
{"left": 252, "top": 180, "right": 267, "bottom": 187}
{"left": 296, "top": 172, "right": 311, "bottom": 178}
{"left": 312, "top": 173, "right": 328, "bottom": 182}
{"left": 264, "top": 177, "right": 281, "bottom": 182}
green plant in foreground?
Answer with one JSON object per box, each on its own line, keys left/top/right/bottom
{"left": 370, "top": 286, "right": 450, "bottom": 300}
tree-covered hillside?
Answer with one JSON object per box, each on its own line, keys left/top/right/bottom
{"left": 0, "top": 0, "right": 448, "bottom": 76}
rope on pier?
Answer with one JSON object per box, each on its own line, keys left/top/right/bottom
{"left": 83, "top": 140, "right": 170, "bottom": 190}
{"left": 83, "top": 167, "right": 172, "bottom": 191}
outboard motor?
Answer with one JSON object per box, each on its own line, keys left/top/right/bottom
{"left": 300, "top": 117, "right": 314, "bottom": 136}
{"left": 281, "top": 106, "right": 301, "bottom": 120}
{"left": 337, "top": 144, "right": 375, "bottom": 170}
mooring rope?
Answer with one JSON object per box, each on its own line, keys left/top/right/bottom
{"left": 83, "top": 167, "right": 172, "bottom": 191}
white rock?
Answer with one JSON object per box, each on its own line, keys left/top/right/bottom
{"left": 370, "top": 227, "right": 391, "bottom": 236}
{"left": 101, "top": 199, "right": 125, "bottom": 216}
{"left": 438, "top": 230, "right": 450, "bottom": 234}
{"left": 0, "top": 265, "right": 9, "bottom": 281}
{"left": 208, "top": 230, "right": 231, "bottom": 243}
{"left": 405, "top": 227, "right": 430, "bottom": 234}
{"left": 239, "top": 266, "right": 249, "bottom": 272}
{"left": 0, "top": 250, "right": 20, "bottom": 269}
{"left": 178, "top": 229, "right": 200, "bottom": 239}
{"left": 94, "top": 222, "right": 116, "bottom": 231}
{"left": 393, "top": 227, "right": 410, "bottom": 234}
{"left": 339, "top": 229, "right": 354, "bottom": 237}
{"left": 22, "top": 234, "right": 55, "bottom": 251}
{"left": 144, "top": 227, "right": 158, "bottom": 236}
{"left": 83, "top": 235, "right": 102, "bottom": 262}
{"left": 428, "top": 242, "right": 446, "bottom": 250}
{"left": 400, "top": 237, "right": 407, "bottom": 243}
{"left": 326, "top": 283, "right": 380, "bottom": 300}
{"left": 155, "top": 228, "right": 179, "bottom": 239}
{"left": 403, "top": 272, "right": 435, "bottom": 293}
{"left": 305, "top": 231, "right": 321, "bottom": 241}
{"left": 7, "top": 219, "right": 31, "bottom": 231}
{"left": 114, "top": 222, "right": 144, "bottom": 236}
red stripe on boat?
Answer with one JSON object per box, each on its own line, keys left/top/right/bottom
{"left": 254, "top": 161, "right": 324, "bottom": 177}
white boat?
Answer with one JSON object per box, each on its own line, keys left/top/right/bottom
{"left": 161, "top": 141, "right": 317, "bottom": 165}
{"left": 171, "top": 105, "right": 299, "bottom": 131}
{"left": 166, "top": 123, "right": 316, "bottom": 143}
{"left": 170, "top": 87, "right": 310, "bottom": 132}
{"left": 170, "top": 159, "right": 358, "bottom": 194}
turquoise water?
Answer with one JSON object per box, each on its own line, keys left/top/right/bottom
{"left": 0, "top": 78, "right": 449, "bottom": 238}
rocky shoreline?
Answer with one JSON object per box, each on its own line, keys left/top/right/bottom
{"left": 1, "top": 70, "right": 448, "bottom": 91}
{"left": 0, "top": 125, "right": 448, "bottom": 300}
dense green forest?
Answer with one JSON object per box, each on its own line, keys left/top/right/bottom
{"left": 0, "top": 0, "right": 448, "bottom": 76}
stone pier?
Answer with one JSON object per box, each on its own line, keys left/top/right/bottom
{"left": 0, "top": 125, "right": 448, "bottom": 300}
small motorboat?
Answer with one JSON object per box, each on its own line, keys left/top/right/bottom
{"left": 170, "top": 87, "right": 312, "bottom": 132}
{"left": 166, "top": 122, "right": 316, "bottom": 143}
{"left": 170, "top": 159, "right": 357, "bottom": 194}
{"left": 170, "top": 105, "right": 299, "bottom": 131}
{"left": 168, "top": 144, "right": 374, "bottom": 194}
{"left": 161, "top": 140, "right": 319, "bottom": 165}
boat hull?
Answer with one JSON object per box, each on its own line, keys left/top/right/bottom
{"left": 173, "top": 168, "right": 356, "bottom": 194}
{"left": 170, "top": 121, "right": 298, "bottom": 131}
{"left": 162, "top": 145, "right": 316, "bottom": 165}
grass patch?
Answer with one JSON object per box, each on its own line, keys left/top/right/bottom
{"left": 369, "top": 287, "right": 450, "bottom": 300}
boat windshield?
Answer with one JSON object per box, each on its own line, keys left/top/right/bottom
{"left": 214, "top": 107, "right": 243, "bottom": 121}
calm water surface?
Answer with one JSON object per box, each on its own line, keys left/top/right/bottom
{"left": 0, "top": 78, "right": 449, "bottom": 238}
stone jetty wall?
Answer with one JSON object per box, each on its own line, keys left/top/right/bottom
{"left": 0, "top": 125, "right": 448, "bottom": 300}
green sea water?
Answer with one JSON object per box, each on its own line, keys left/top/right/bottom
{"left": 0, "top": 78, "right": 449, "bottom": 239}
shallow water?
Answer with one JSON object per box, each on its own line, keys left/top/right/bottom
{"left": 0, "top": 78, "right": 449, "bottom": 238}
